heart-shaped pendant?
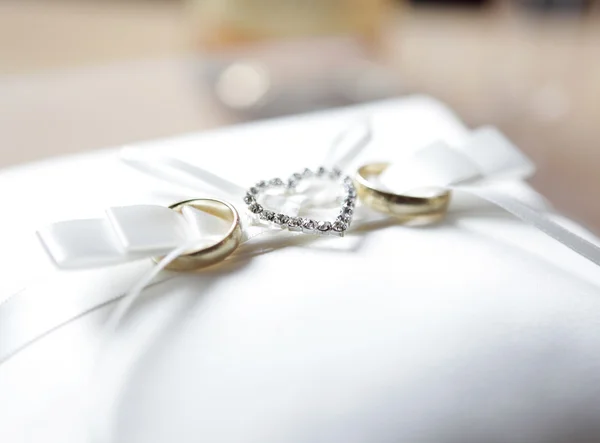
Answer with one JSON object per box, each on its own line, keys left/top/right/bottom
{"left": 243, "top": 167, "right": 356, "bottom": 237}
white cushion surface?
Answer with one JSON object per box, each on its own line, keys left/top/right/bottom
{"left": 0, "top": 96, "right": 599, "bottom": 443}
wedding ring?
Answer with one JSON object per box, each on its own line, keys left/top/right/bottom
{"left": 156, "top": 198, "right": 243, "bottom": 271}
{"left": 355, "top": 162, "right": 451, "bottom": 219}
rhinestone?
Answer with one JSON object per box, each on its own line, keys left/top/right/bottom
{"left": 339, "top": 212, "right": 352, "bottom": 223}
{"left": 273, "top": 213, "right": 290, "bottom": 225}
{"left": 343, "top": 176, "right": 353, "bottom": 185}
{"left": 342, "top": 206, "right": 354, "bottom": 216}
{"left": 256, "top": 180, "right": 267, "bottom": 188}
{"left": 303, "top": 219, "right": 317, "bottom": 230}
{"left": 317, "top": 221, "right": 332, "bottom": 232}
{"left": 269, "top": 178, "right": 284, "bottom": 186}
{"left": 302, "top": 168, "right": 313, "bottom": 177}
{"left": 249, "top": 187, "right": 259, "bottom": 195}
{"left": 287, "top": 178, "right": 298, "bottom": 189}
{"left": 330, "top": 168, "right": 342, "bottom": 178}
{"left": 316, "top": 167, "right": 327, "bottom": 177}
{"left": 260, "top": 210, "right": 275, "bottom": 221}
{"left": 243, "top": 194, "right": 255, "bottom": 205}
{"left": 248, "top": 203, "right": 263, "bottom": 214}
{"left": 333, "top": 221, "right": 348, "bottom": 232}
{"left": 287, "top": 217, "right": 303, "bottom": 228}
{"left": 343, "top": 198, "right": 355, "bottom": 208}
{"left": 292, "top": 172, "right": 303, "bottom": 180}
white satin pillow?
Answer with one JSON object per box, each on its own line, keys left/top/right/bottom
{"left": 0, "top": 96, "right": 599, "bottom": 443}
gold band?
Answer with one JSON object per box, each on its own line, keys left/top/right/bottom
{"left": 156, "top": 198, "right": 243, "bottom": 271}
{"left": 355, "top": 162, "right": 451, "bottom": 219}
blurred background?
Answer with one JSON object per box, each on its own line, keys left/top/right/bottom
{"left": 0, "top": 0, "right": 599, "bottom": 233}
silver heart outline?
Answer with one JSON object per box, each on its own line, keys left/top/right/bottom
{"left": 244, "top": 167, "right": 356, "bottom": 237}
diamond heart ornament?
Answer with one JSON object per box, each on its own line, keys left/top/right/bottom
{"left": 244, "top": 166, "right": 356, "bottom": 237}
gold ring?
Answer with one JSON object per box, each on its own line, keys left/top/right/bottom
{"left": 355, "top": 162, "right": 451, "bottom": 220}
{"left": 155, "top": 198, "right": 243, "bottom": 271}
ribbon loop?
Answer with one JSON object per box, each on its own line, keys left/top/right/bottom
{"left": 39, "top": 204, "right": 236, "bottom": 270}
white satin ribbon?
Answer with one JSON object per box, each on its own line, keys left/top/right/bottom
{"left": 378, "top": 127, "right": 600, "bottom": 266}
{"left": 457, "top": 186, "right": 600, "bottom": 266}
{"left": 0, "top": 261, "right": 156, "bottom": 365}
